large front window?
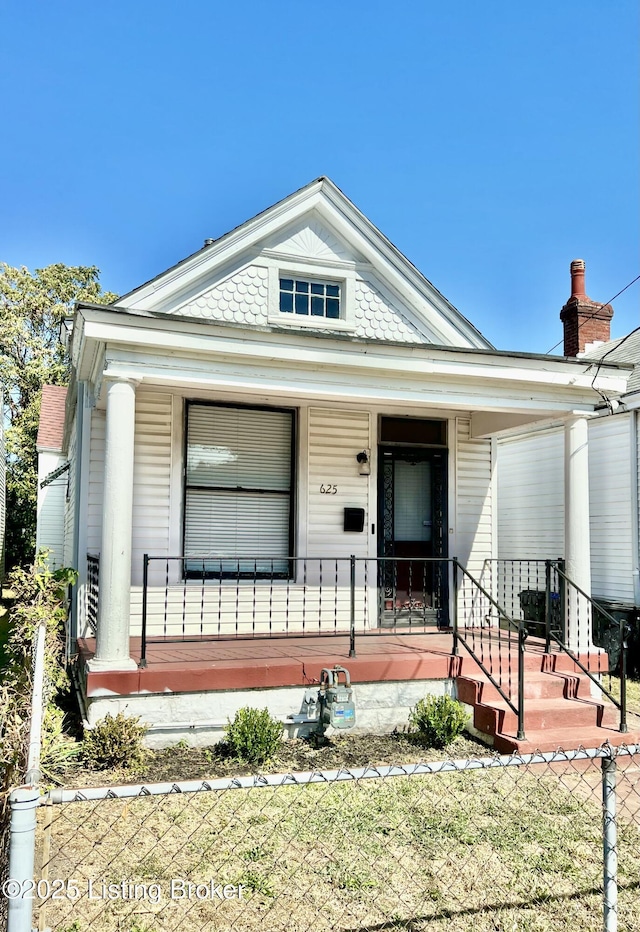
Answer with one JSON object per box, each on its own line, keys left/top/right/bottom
{"left": 184, "top": 403, "right": 294, "bottom": 576}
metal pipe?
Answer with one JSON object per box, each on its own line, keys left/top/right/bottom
{"left": 517, "top": 619, "right": 526, "bottom": 741}
{"left": 452, "top": 558, "right": 459, "bottom": 656}
{"left": 24, "top": 622, "right": 47, "bottom": 785}
{"left": 544, "top": 560, "right": 552, "bottom": 654}
{"left": 349, "top": 554, "right": 356, "bottom": 658}
{"left": 7, "top": 787, "right": 40, "bottom": 932}
{"left": 140, "top": 553, "right": 149, "bottom": 669}
{"left": 619, "top": 617, "right": 628, "bottom": 733}
{"left": 602, "top": 755, "right": 618, "bottom": 932}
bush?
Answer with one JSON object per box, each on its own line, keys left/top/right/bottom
{"left": 82, "top": 712, "right": 147, "bottom": 771}
{"left": 224, "top": 707, "right": 283, "bottom": 765}
{"left": 408, "top": 695, "right": 469, "bottom": 749}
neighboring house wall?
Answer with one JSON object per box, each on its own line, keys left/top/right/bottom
{"left": 63, "top": 421, "right": 77, "bottom": 570}
{"left": 497, "top": 413, "right": 638, "bottom": 605}
{"left": 589, "top": 415, "right": 634, "bottom": 602}
{"left": 35, "top": 450, "right": 67, "bottom": 568}
{"left": 496, "top": 428, "right": 565, "bottom": 560}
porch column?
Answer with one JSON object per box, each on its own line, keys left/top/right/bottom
{"left": 564, "top": 416, "right": 592, "bottom": 652}
{"left": 90, "top": 378, "right": 138, "bottom": 671}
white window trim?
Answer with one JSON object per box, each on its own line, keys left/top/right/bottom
{"left": 268, "top": 264, "right": 356, "bottom": 332}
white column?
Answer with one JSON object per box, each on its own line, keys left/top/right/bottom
{"left": 89, "top": 378, "right": 138, "bottom": 671}
{"left": 564, "top": 416, "right": 592, "bottom": 652}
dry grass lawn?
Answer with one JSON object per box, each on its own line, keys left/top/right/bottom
{"left": 35, "top": 755, "right": 640, "bottom": 932}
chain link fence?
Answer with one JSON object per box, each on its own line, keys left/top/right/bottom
{"left": 5, "top": 744, "right": 639, "bottom": 932}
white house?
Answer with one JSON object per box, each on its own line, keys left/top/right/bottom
{"left": 54, "top": 179, "right": 636, "bottom": 749}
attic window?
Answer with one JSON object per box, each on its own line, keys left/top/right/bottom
{"left": 279, "top": 278, "right": 341, "bottom": 319}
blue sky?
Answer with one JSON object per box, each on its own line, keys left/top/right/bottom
{"left": 1, "top": 1, "right": 637, "bottom": 353}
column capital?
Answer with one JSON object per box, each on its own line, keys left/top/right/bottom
{"left": 104, "top": 375, "right": 141, "bottom": 390}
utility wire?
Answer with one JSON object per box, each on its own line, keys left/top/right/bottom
{"left": 545, "top": 274, "right": 640, "bottom": 355}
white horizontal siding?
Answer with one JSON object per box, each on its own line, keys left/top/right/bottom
{"left": 87, "top": 409, "right": 105, "bottom": 554}
{"left": 86, "top": 392, "right": 173, "bottom": 586}
{"left": 63, "top": 426, "right": 76, "bottom": 569}
{"left": 36, "top": 451, "right": 67, "bottom": 568}
{"left": 129, "top": 581, "right": 370, "bottom": 638}
{"left": 456, "top": 417, "right": 492, "bottom": 576}
{"left": 497, "top": 428, "right": 564, "bottom": 560}
{"left": 307, "top": 408, "right": 371, "bottom": 558}
{"left": 132, "top": 392, "right": 173, "bottom": 585}
{"left": 497, "top": 415, "right": 636, "bottom": 603}
{"left": 589, "top": 414, "right": 634, "bottom": 602}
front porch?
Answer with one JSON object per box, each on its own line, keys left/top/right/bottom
{"left": 77, "top": 597, "right": 639, "bottom": 754}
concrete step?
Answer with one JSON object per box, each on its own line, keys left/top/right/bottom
{"left": 457, "top": 670, "right": 590, "bottom": 705}
{"left": 492, "top": 722, "right": 638, "bottom": 755}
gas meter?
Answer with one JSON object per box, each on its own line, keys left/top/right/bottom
{"left": 317, "top": 666, "right": 355, "bottom": 733}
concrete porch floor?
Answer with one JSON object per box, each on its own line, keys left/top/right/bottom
{"left": 79, "top": 631, "right": 465, "bottom": 697}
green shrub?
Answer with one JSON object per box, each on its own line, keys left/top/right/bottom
{"left": 408, "top": 695, "right": 469, "bottom": 749}
{"left": 82, "top": 712, "right": 147, "bottom": 770}
{"left": 224, "top": 706, "right": 283, "bottom": 765}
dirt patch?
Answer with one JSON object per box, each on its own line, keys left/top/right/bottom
{"left": 62, "top": 732, "right": 491, "bottom": 788}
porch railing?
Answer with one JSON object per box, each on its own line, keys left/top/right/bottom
{"left": 86, "top": 553, "right": 100, "bottom": 635}
{"left": 484, "top": 558, "right": 629, "bottom": 734}
{"left": 453, "top": 563, "right": 525, "bottom": 740}
{"left": 550, "top": 561, "right": 628, "bottom": 734}
{"left": 138, "top": 555, "right": 453, "bottom": 666}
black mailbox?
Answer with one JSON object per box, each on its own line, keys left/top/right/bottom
{"left": 343, "top": 507, "right": 365, "bottom": 532}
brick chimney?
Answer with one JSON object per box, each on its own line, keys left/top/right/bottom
{"left": 560, "top": 259, "right": 613, "bottom": 357}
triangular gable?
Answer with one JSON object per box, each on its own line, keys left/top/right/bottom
{"left": 116, "top": 178, "right": 492, "bottom": 350}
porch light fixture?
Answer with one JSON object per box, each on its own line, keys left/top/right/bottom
{"left": 356, "top": 450, "right": 370, "bottom": 475}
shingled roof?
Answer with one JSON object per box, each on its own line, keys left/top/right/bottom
{"left": 36, "top": 385, "right": 68, "bottom": 452}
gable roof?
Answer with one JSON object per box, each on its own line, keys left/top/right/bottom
{"left": 37, "top": 385, "right": 68, "bottom": 452}
{"left": 115, "top": 177, "right": 493, "bottom": 351}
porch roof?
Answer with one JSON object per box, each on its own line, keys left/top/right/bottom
{"left": 69, "top": 303, "right": 632, "bottom": 432}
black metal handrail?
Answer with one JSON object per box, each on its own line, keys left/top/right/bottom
{"left": 453, "top": 560, "right": 525, "bottom": 741}
{"left": 548, "top": 561, "right": 628, "bottom": 733}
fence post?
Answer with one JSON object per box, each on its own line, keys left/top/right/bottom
{"left": 7, "top": 786, "right": 40, "bottom": 932}
{"left": 602, "top": 753, "right": 618, "bottom": 932}
{"left": 349, "top": 555, "right": 356, "bottom": 658}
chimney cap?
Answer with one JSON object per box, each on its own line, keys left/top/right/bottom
{"left": 570, "top": 258, "right": 587, "bottom": 299}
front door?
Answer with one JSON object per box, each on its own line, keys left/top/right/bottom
{"left": 378, "top": 448, "right": 448, "bottom": 627}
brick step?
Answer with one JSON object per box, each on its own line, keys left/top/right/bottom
{"left": 456, "top": 642, "right": 609, "bottom": 678}
{"left": 478, "top": 696, "right": 607, "bottom": 737}
{"left": 457, "top": 671, "right": 589, "bottom": 705}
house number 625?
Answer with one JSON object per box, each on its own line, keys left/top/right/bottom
{"left": 320, "top": 484, "right": 338, "bottom": 494}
